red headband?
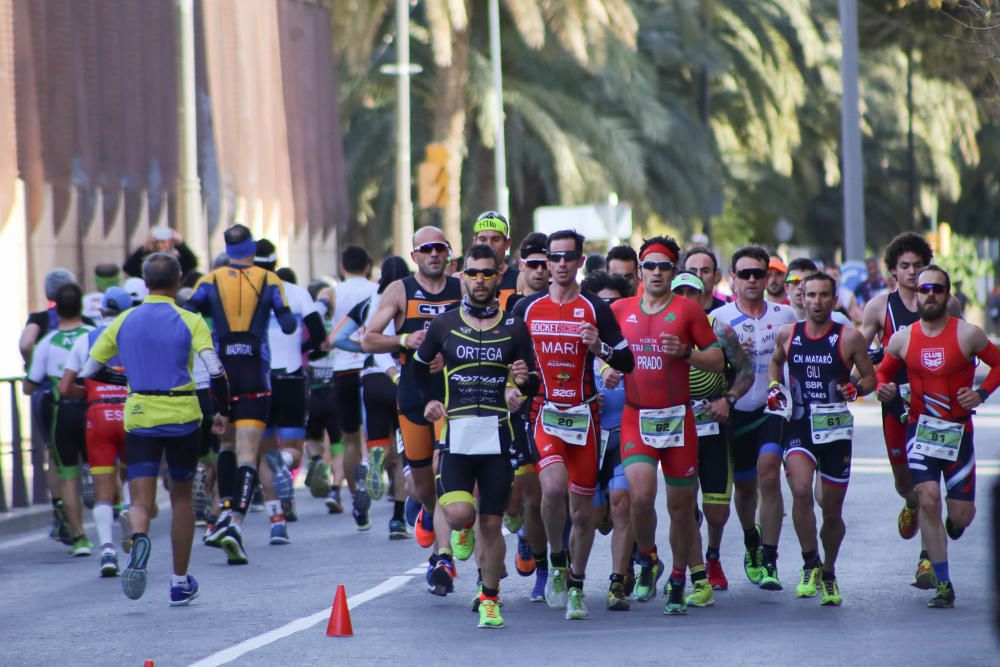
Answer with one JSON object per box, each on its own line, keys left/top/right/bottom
{"left": 640, "top": 243, "right": 677, "bottom": 262}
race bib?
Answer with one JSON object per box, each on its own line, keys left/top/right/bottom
{"left": 810, "top": 402, "right": 853, "bottom": 444}
{"left": 912, "top": 414, "right": 963, "bottom": 462}
{"left": 540, "top": 402, "right": 591, "bottom": 446}
{"left": 639, "top": 405, "right": 686, "bottom": 449}
{"left": 447, "top": 416, "right": 502, "bottom": 456}
{"left": 599, "top": 429, "right": 611, "bottom": 469}
{"left": 691, "top": 399, "right": 719, "bottom": 437}
{"left": 898, "top": 383, "right": 911, "bottom": 405}
{"left": 395, "top": 428, "right": 404, "bottom": 455}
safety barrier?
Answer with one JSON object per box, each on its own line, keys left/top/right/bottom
{"left": 0, "top": 377, "right": 47, "bottom": 512}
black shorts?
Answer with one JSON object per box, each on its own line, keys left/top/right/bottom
{"left": 511, "top": 413, "right": 534, "bottom": 470}
{"left": 597, "top": 428, "right": 623, "bottom": 494}
{"left": 437, "top": 451, "right": 514, "bottom": 517}
{"left": 306, "top": 385, "right": 341, "bottom": 442}
{"left": 197, "top": 389, "right": 220, "bottom": 457}
{"left": 906, "top": 421, "right": 975, "bottom": 502}
{"left": 782, "top": 418, "right": 851, "bottom": 487}
{"left": 267, "top": 370, "right": 307, "bottom": 435}
{"left": 221, "top": 355, "right": 270, "bottom": 427}
{"left": 31, "top": 389, "right": 54, "bottom": 447}
{"left": 52, "top": 400, "right": 87, "bottom": 478}
{"left": 333, "top": 370, "right": 362, "bottom": 434}
{"left": 698, "top": 427, "right": 733, "bottom": 504}
{"left": 730, "top": 408, "right": 784, "bottom": 481}
{"left": 362, "top": 373, "right": 397, "bottom": 445}
{"left": 125, "top": 429, "right": 200, "bottom": 482}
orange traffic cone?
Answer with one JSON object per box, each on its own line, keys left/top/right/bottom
{"left": 325, "top": 584, "right": 353, "bottom": 637}
{"left": 144, "top": 661, "right": 154, "bottom": 667}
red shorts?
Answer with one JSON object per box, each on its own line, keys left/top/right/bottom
{"left": 533, "top": 403, "right": 599, "bottom": 496}
{"left": 881, "top": 399, "right": 908, "bottom": 467}
{"left": 86, "top": 403, "right": 126, "bottom": 475}
{"left": 620, "top": 405, "right": 698, "bottom": 485}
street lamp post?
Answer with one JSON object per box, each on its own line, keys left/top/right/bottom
{"left": 393, "top": 0, "right": 414, "bottom": 257}
{"left": 176, "top": 0, "right": 205, "bottom": 264}
{"left": 488, "top": 0, "right": 508, "bottom": 219}
{"left": 839, "top": 0, "right": 866, "bottom": 261}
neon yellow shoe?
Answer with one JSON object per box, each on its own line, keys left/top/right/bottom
{"left": 503, "top": 512, "right": 523, "bottom": 534}
{"left": 820, "top": 577, "right": 843, "bottom": 606}
{"left": 796, "top": 566, "right": 822, "bottom": 598}
{"left": 451, "top": 527, "right": 474, "bottom": 561}
{"left": 912, "top": 558, "right": 936, "bottom": 590}
{"left": 685, "top": 580, "right": 714, "bottom": 608}
{"left": 478, "top": 598, "right": 504, "bottom": 628}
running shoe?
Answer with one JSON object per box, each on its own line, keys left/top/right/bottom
{"left": 354, "top": 465, "right": 372, "bottom": 513}
{"left": 545, "top": 566, "right": 568, "bottom": 609}
{"left": 310, "top": 461, "right": 332, "bottom": 498}
{"left": 706, "top": 557, "right": 728, "bottom": 591}
{"left": 624, "top": 567, "right": 636, "bottom": 597}
{"left": 686, "top": 579, "right": 714, "bottom": 608}
{"left": 81, "top": 464, "right": 95, "bottom": 510}
{"left": 325, "top": 487, "right": 344, "bottom": 514}
{"left": 389, "top": 518, "right": 410, "bottom": 540}
{"left": 565, "top": 587, "right": 589, "bottom": 620}
{"left": 119, "top": 508, "right": 133, "bottom": 553}
{"left": 281, "top": 498, "right": 298, "bottom": 522}
{"left": 269, "top": 517, "right": 290, "bottom": 545}
{"left": 52, "top": 502, "right": 73, "bottom": 546}
{"left": 945, "top": 517, "right": 965, "bottom": 541}
{"left": 478, "top": 598, "right": 504, "bottom": 629}
{"left": 759, "top": 562, "right": 783, "bottom": 591}
{"left": 404, "top": 497, "right": 421, "bottom": 527}
{"left": 428, "top": 557, "right": 456, "bottom": 596}
{"left": 122, "top": 534, "right": 151, "bottom": 600}
{"left": 365, "top": 447, "right": 386, "bottom": 501}
{"left": 633, "top": 557, "right": 663, "bottom": 602}
{"left": 451, "top": 527, "right": 474, "bottom": 561}
{"left": 607, "top": 581, "right": 629, "bottom": 611}
{"left": 531, "top": 568, "right": 548, "bottom": 602}
{"left": 70, "top": 536, "right": 93, "bottom": 557}
{"left": 203, "top": 513, "right": 231, "bottom": 549}
{"left": 927, "top": 581, "right": 955, "bottom": 609}
{"left": 415, "top": 508, "right": 435, "bottom": 548}
{"left": 221, "top": 525, "right": 249, "bottom": 565}
{"left": 503, "top": 512, "right": 523, "bottom": 534}
{"left": 170, "top": 574, "right": 200, "bottom": 607}
{"left": 352, "top": 505, "right": 371, "bottom": 532}
{"left": 100, "top": 548, "right": 120, "bottom": 577}
{"left": 820, "top": 577, "right": 842, "bottom": 606}
{"left": 898, "top": 502, "right": 919, "bottom": 540}
{"left": 796, "top": 565, "right": 822, "bottom": 598}
{"left": 304, "top": 457, "right": 318, "bottom": 490}
{"left": 515, "top": 535, "right": 536, "bottom": 576}
{"left": 265, "top": 451, "right": 294, "bottom": 502}
{"left": 663, "top": 579, "right": 687, "bottom": 616}
{"left": 912, "top": 558, "right": 937, "bottom": 590}
{"left": 192, "top": 466, "right": 209, "bottom": 519}
{"left": 743, "top": 524, "right": 764, "bottom": 585}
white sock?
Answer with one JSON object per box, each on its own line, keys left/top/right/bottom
{"left": 93, "top": 503, "right": 114, "bottom": 548}
{"left": 172, "top": 574, "right": 188, "bottom": 586}
{"left": 266, "top": 500, "right": 282, "bottom": 517}
{"left": 122, "top": 483, "right": 131, "bottom": 508}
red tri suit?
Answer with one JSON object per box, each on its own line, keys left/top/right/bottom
{"left": 612, "top": 294, "right": 719, "bottom": 484}
{"left": 513, "top": 290, "right": 630, "bottom": 495}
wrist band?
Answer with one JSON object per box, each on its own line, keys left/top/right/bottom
{"left": 768, "top": 380, "right": 780, "bottom": 389}
{"left": 683, "top": 345, "right": 692, "bottom": 360}
{"left": 399, "top": 333, "right": 409, "bottom": 349}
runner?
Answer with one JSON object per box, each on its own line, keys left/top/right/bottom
{"left": 785, "top": 258, "right": 851, "bottom": 326}
{"left": 671, "top": 271, "right": 754, "bottom": 594}
{"left": 858, "top": 232, "right": 962, "bottom": 588}
{"left": 683, "top": 247, "right": 727, "bottom": 313}
{"left": 472, "top": 211, "right": 520, "bottom": 309}
{"left": 83, "top": 254, "right": 228, "bottom": 605}
{"left": 412, "top": 244, "right": 538, "bottom": 628}
{"left": 605, "top": 245, "right": 639, "bottom": 296}
{"left": 82, "top": 263, "right": 122, "bottom": 320}
{"left": 768, "top": 272, "right": 876, "bottom": 606}
{"left": 711, "top": 245, "right": 797, "bottom": 589}
{"left": 302, "top": 279, "right": 340, "bottom": 506}
{"left": 185, "top": 224, "right": 296, "bottom": 565}
{"left": 765, "top": 256, "right": 789, "bottom": 304}
{"left": 512, "top": 229, "right": 634, "bottom": 620}
{"left": 362, "top": 226, "right": 462, "bottom": 593}
{"left": 876, "top": 265, "right": 1000, "bottom": 608}
{"left": 611, "top": 238, "right": 723, "bottom": 615}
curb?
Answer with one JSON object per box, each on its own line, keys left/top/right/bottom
{"left": 0, "top": 505, "right": 54, "bottom": 538}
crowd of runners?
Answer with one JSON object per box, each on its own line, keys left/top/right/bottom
{"left": 17, "top": 217, "right": 999, "bottom": 625}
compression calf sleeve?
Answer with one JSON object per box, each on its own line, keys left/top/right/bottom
{"left": 235, "top": 465, "right": 258, "bottom": 515}
{"left": 217, "top": 449, "right": 237, "bottom": 506}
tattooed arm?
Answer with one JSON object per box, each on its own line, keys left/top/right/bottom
{"left": 716, "top": 318, "right": 753, "bottom": 400}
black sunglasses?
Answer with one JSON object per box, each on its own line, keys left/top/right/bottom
{"left": 523, "top": 259, "right": 547, "bottom": 270}
{"left": 463, "top": 267, "right": 499, "bottom": 280}
{"left": 547, "top": 250, "right": 581, "bottom": 263}
{"left": 917, "top": 283, "right": 947, "bottom": 295}
{"left": 736, "top": 268, "right": 767, "bottom": 280}
{"left": 415, "top": 242, "right": 450, "bottom": 254}
{"left": 641, "top": 260, "right": 675, "bottom": 273}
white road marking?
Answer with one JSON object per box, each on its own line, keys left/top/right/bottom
{"left": 188, "top": 575, "right": 413, "bottom": 667}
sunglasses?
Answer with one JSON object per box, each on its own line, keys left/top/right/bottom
{"left": 523, "top": 259, "right": 548, "bottom": 270}
{"left": 785, "top": 276, "right": 803, "bottom": 285}
{"left": 736, "top": 268, "right": 767, "bottom": 280}
{"left": 463, "top": 267, "right": 499, "bottom": 280}
{"left": 917, "top": 283, "right": 947, "bottom": 295}
{"left": 641, "top": 260, "right": 676, "bottom": 273}
{"left": 415, "top": 242, "right": 450, "bottom": 254}
{"left": 547, "top": 250, "right": 581, "bottom": 263}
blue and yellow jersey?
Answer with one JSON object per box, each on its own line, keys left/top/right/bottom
{"left": 89, "top": 295, "right": 215, "bottom": 436}
{"left": 186, "top": 265, "right": 291, "bottom": 349}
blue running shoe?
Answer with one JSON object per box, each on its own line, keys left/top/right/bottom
{"left": 269, "top": 519, "right": 290, "bottom": 545}
{"left": 516, "top": 534, "right": 536, "bottom": 576}
{"left": 353, "top": 465, "right": 372, "bottom": 513}
{"left": 122, "top": 534, "right": 151, "bottom": 600}
{"left": 265, "top": 451, "right": 294, "bottom": 501}
{"left": 405, "top": 497, "right": 421, "bottom": 527}
{"left": 531, "top": 568, "right": 548, "bottom": 602}
{"left": 170, "top": 575, "right": 200, "bottom": 607}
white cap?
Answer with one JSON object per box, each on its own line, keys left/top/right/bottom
{"left": 152, "top": 227, "right": 173, "bottom": 241}
{"left": 124, "top": 276, "right": 149, "bottom": 303}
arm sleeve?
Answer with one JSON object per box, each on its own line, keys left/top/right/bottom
{"left": 301, "top": 311, "right": 327, "bottom": 353}
{"left": 122, "top": 248, "right": 145, "bottom": 277}
{"left": 977, "top": 340, "right": 1000, "bottom": 394}
{"left": 175, "top": 242, "right": 198, "bottom": 275}
{"left": 198, "top": 348, "right": 230, "bottom": 416}
{"left": 331, "top": 316, "right": 363, "bottom": 353}
{"left": 267, "top": 276, "right": 297, "bottom": 334}
{"left": 184, "top": 277, "right": 213, "bottom": 315}
{"left": 876, "top": 353, "right": 903, "bottom": 386}
{"left": 593, "top": 295, "right": 634, "bottom": 373}
{"left": 513, "top": 320, "right": 540, "bottom": 398}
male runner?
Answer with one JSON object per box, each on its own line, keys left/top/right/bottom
{"left": 513, "top": 229, "right": 634, "bottom": 620}
{"left": 876, "top": 265, "right": 1000, "bottom": 608}
{"left": 606, "top": 245, "right": 639, "bottom": 296}
{"left": 413, "top": 244, "right": 537, "bottom": 628}
{"left": 186, "top": 225, "right": 296, "bottom": 565}
{"left": 363, "top": 226, "right": 462, "bottom": 591}
{"left": 859, "top": 232, "right": 962, "bottom": 588}
{"left": 303, "top": 279, "right": 340, "bottom": 505}
{"left": 684, "top": 247, "right": 728, "bottom": 313}
{"left": 765, "top": 256, "right": 789, "bottom": 304}
{"left": 711, "top": 245, "right": 797, "bottom": 589}
{"left": 472, "top": 211, "right": 520, "bottom": 309}
{"left": 785, "top": 258, "right": 851, "bottom": 326}
{"left": 82, "top": 253, "right": 230, "bottom": 605}
{"left": 769, "top": 272, "right": 876, "bottom": 605}
{"left": 612, "top": 238, "right": 723, "bottom": 615}
{"left": 82, "top": 263, "right": 122, "bottom": 320}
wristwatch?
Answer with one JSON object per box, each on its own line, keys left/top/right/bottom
{"left": 725, "top": 394, "right": 737, "bottom": 409}
{"left": 975, "top": 387, "right": 990, "bottom": 404}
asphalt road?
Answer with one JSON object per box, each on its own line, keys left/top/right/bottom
{"left": 2, "top": 402, "right": 998, "bottom": 666}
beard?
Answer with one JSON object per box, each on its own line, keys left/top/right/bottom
{"left": 469, "top": 286, "right": 497, "bottom": 306}
{"left": 918, "top": 300, "right": 947, "bottom": 321}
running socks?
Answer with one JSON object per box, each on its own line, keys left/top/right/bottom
{"left": 392, "top": 501, "right": 405, "bottom": 522}
{"left": 235, "top": 465, "right": 258, "bottom": 515}
{"left": 550, "top": 550, "right": 569, "bottom": 569}
{"left": 690, "top": 564, "right": 707, "bottom": 584}
{"left": 744, "top": 526, "right": 761, "bottom": 551}
{"left": 534, "top": 551, "right": 549, "bottom": 571}
{"left": 567, "top": 570, "right": 585, "bottom": 590}
{"left": 481, "top": 585, "right": 500, "bottom": 600}
{"left": 705, "top": 547, "right": 721, "bottom": 562}
{"left": 931, "top": 561, "right": 950, "bottom": 584}
{"left": 761, "top": 544, "right": 778, "bottom": 567}
{"left": 802, "top": 549, "right": 821, "bottom": 570}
